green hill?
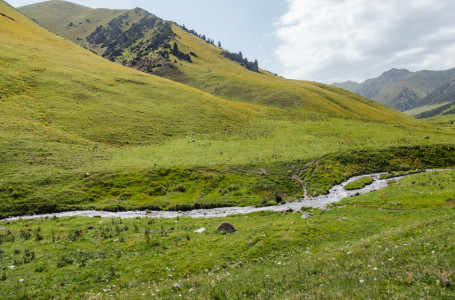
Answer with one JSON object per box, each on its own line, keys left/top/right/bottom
{"left": 20, "top": 0, "right": 422, "bottom": 121}
{"left": 334, "top": 68, "right": 455, "bottom": 111}
{"left": 1, "top": 0, "right": 454, "bottom": 217}
{"left": 404, "top": 79, "right": 455, "bottom": 124}
{"left": 2, "top": 2, "right": 455, "bottom": 298}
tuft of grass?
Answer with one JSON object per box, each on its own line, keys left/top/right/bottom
{"left": 344, "top": 177, "right": 374, "bottom": 190}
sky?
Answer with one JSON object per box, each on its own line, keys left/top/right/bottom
{"left": 7, "top": 0, "right": 455, "bottom": 84}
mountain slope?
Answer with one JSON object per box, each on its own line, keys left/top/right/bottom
{"left": 333, "top": 68, "right": 455, "bottom": 111}
{"left": 19, "top": 0, "right": 419, "bottom": 123}
{"left": 402, "top": 79, "right": 455, "bottom": 122}
{"left": 2, "top": 0, "right": 455, "bottom": 217}
{"left": 418, "top": 78, "right": 455, "bottom": 106}
{"left": 0, "top": 0, "right": 262, "bottom": 177}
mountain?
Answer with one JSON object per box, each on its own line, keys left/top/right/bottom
{"left": 414, "top": 101, "right": 455, "bottom": 119}
{"left": 333, "top": 68, "right": 455, "bottom": 111}
{"left": 19, "top": 0, "right": 418, "bottom": 121}
{"left": 418, "top": 78, "right": 455, "bottom": 106}
{"left": 3, "top": 2, "right": 455, "bottom": 298}
{"left": 3, "top": 0, "right": 455, "bottom": 218}
{"left": 411, "top": 78, "right": 455, "bottom": 120}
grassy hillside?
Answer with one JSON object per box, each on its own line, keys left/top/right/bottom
{"left": 2, "top": 2, "right": 455, "bottom": 298}
{"left": 417, "top": 78, "right": 455, "bottom": 107}
{"left": 2, "top": 0, "right": 455, "bottom": 218}
{"left": 19, "top": 0, "right": 128, "bottom": 43}
{"left": 18, "top": 1, "right": 427, "bottom": 122}
{"left": 404, "top": 102, "right": 451, "bottom": 116}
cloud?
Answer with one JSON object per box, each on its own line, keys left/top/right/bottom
{"left": 274, "top": 0, "right": 455, "bottom": 83}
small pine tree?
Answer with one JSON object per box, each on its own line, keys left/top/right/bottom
{"left": 172, "top": 42, "right": 179, "bottom": 55}
{"left": 218, "top": 41, "right": 222, "bottom": 48}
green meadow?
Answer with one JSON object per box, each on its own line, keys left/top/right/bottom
{"left": 1, "top": 170, "right": 454, "bottom": 299}
{"left": 1, "top": 1, "right": 455, "bottom": 298}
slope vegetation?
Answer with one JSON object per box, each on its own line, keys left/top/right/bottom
{"left": 1, "top": 0, "right": 454, "bottom": 217}
{"left": 20, "top": 0, "right": 419, "bottom": 123}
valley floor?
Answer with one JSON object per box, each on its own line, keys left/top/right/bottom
{"left": 1, "top": 170, "right": 454, "bottom": 299}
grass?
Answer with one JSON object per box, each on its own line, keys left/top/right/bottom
{"left": 344, "top": 177, "right": 374, "bottom": 190}
{"left": 1, "top": 145, "right": 454, "bottom": 218}
{"left": 404, "top": 102, "right": 451, "bottom": 116}
{"left": 1, "top": 170, "right": 454, "bottom": 298}
{"left": 335, "top": 170, "right": 455, "bottom": 209}
{"left": 1, "top": 1, "right": 454, "bottom": 217}
{"left": 1, "top": 2, "right": 455, "bottom": 298}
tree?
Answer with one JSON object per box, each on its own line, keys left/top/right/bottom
{"left": 218, "top": 41, "right": 222, "bottom": 48}
{"left": 172, "top": 42, "right": 179, "bottom": 55}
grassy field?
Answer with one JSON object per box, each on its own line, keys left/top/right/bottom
{"left": 1, "top": 170, "right": 454, "bottom": 298}
{"left": 2, "top": 2, "right": 455, "bottom": 298}
{"left": 1, "top": 1, "right": 454, "bottom": 217}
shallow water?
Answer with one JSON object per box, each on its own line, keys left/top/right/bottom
{"left": 2, "top": 169, "right": 450, "bottom": 221}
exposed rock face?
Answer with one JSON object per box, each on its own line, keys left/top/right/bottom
{"left": 216, "top": 222, "right": 237, "bottom": 233}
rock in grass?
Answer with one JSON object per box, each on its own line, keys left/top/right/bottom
{"left": 86, "top": 225, "right": 94, "bottom": 230}
{"left": 173, "top": 283, "right": 181, "bottom": 289}
{"left": 0, "top": 227, "right": 7, "bottom": 231}
{"left": 301, "top": 212, "right": 313, "bottom": 219}
{"left": 194, "top": 228, "right": 206, "bottom": 234}
{"left": 216, "top": 222, "right": 237, "bottom": 233}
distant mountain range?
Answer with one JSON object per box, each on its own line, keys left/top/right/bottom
{"left": 333, "top": 68, "right": 455, "bottom": 112}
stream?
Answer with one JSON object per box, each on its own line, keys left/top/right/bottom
{"left": 2, "top": 169, "right": 450, "bottom": 221}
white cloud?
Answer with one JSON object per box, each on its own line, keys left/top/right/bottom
{"left": 274, "top": 0, "right": 455, "bottom": 83}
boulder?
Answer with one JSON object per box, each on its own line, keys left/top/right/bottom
{"left": 86, "top": 225, "right": 94, "bottom": 230}
{"left": 194, "top": 228, "right": 206, "bottom": 234}
{"left": 301, "top": 212, "right": 313, "bottom": 219}
{"left": 216, "top": 222, "right": 237, "bottom": 233}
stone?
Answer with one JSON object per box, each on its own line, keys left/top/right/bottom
{"left": 216, "top": 222, "right": 237, "bottom": 233}
{"left": 86, "top": 225, "right": 94, "bottom": 230}
{"left": 194, "top": 228, "right": 206, "bottom": 234}
{"left": 173, "top": 283, "right": 181, "bottom": 289}
{"left": 301, "top": 212, "right": 313, "bottom": 219}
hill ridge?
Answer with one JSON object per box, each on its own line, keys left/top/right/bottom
{"left": 333, "top": 67, "right": 455, "bottom": 111}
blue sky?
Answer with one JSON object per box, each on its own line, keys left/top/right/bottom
{"left": 7, "top": 0, "right": 455, "bottom": 83}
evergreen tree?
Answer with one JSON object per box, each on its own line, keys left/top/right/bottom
{"left": 172, "top": 42, "right": 179, "bottom": 55}
{"left": 218, "top": 41, "right": 222, "bottom": 48}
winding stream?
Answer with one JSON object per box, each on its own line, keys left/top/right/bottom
{"left": 2, "top": 169, "right": 450, "bottom": 221}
